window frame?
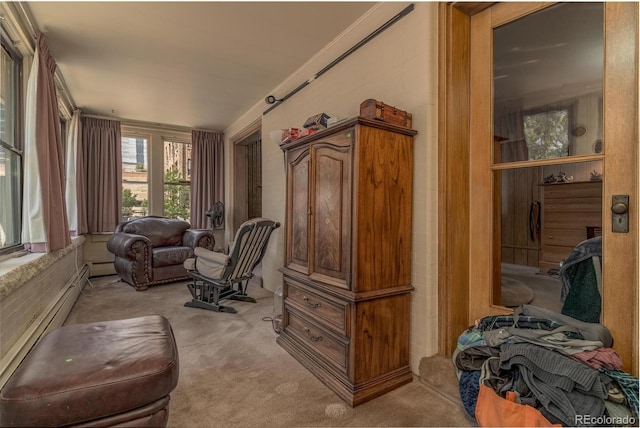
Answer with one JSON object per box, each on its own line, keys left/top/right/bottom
{"left": 118, "top": 128, "right": 192, "bottom": 221}
{"left": 162, "top": 138, "right": 192, "bottom": 221}
{"left": 0, "top": 33, "right": 25, "bottom": 255}
{"left": 120, "top": 134, "right": 151, "bottom": 222}
{"left": 522, "top": 103, "right": 575, "bottom": 160}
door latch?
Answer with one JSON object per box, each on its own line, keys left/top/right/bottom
{"left": 611, "top": 195, "right": 629, "bottom": 233}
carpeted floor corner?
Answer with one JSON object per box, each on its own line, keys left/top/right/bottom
{"left": 64, "top": 275, "right": 474, "bottom": 427}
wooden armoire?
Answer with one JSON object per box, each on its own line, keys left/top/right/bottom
{"left": 276, "top": 117, "right": 417, "bottom": 406}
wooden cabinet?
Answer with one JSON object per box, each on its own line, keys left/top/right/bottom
{"left": 539, "top": 181, "right": 602, "bottom": 273}
{"left": 277, "top": 117, "right": 416, "bottom": 406}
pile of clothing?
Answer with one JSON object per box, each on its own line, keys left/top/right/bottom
{"left": 454, "top": 305, "right": 639, "bottom": 427}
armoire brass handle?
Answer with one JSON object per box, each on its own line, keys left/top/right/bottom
{"left": 303, "top": 296, "right": 321, "bottom": 309}
{"left": 303, "top": 327, "right": 323, "bottom": 342}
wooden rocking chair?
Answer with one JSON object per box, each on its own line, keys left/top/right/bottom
{"left": 183, "top": 218, "right": 280, "bottom": 313}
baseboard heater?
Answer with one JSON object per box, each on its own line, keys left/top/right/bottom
{"left": 0, "top": 264, "right": 89, "bottom": 389}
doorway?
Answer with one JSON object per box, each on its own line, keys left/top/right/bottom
{"left": 438, "top": 2, "right": 638, "bottom": 375}
{"left": 233, "top": 129, "right": 262, "bottom": 231}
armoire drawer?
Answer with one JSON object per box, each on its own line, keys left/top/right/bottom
{"left": 285, "top": 279, "right": 349, "bottom": 335}
{"left": 285, "top": 310, "right": 348, "bottom": 374}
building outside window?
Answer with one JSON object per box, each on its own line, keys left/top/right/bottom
{"left": 121, "top": 136, "right": 149, "bottom": 221}
{"left": 0, "top": 40, "right": 23, "bottom": 254}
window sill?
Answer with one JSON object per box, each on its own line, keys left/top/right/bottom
{"left": 0, "top": 236, "right": 85, "bottom": 299}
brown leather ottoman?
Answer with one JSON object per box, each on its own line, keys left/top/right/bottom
{"left": 0, "top": 315, "right": 179, "bottom": 427}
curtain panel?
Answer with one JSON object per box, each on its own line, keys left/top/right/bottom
{"left": 65, "top": 110, "right": 81, "bottom": 235}
{"left": 22, "top": 33, "right": 71, "bottom": 252}
{"left": 77, "top": 117, "right": 122, "bottom": 233}
{"left": 494, "top": 100, "right": 527, "bottom": 163}
{"left": 190, "top": 130, "right": 224, "bottom": 229}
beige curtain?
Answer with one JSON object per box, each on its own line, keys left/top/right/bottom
{"left": 65, "top": 110, "right": 81, "bottom": 235}
{"left": 23, "top": 33, "right": 71, "bottom": 252}
{"left": 77, "top": 117, "right": 122, "bottom": 233}
{"left": 190, "top": 130, "right": 224, "bottom": 229}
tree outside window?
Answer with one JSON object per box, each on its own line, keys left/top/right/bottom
{"left": 163, "top": 140, "right": 191, "bottom": 221}
{"left": 524, "top": 109, "right": 570, "bottom": 160}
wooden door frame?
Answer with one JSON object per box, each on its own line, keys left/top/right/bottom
{"left": 437, "top": 2, "right": 474, "bottom": 360}
{"left": 601, "top": 2, "right": 639, "bottom": 376}
{"left": 438, "top": 2, "right": 638, "bottom": 375}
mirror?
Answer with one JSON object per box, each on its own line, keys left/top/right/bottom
{"left": 493, "top": 3, "right": 604, "bottom": 164}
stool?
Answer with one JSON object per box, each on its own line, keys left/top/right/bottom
{"left": 0, "top": 315, "right": 179, "bottom": 427}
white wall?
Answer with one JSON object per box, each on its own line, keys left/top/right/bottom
{"left": 0, "top": 238, "right": 86, "bottom": 387}
{"left": 573, "top": 92, "right": 602, "bottom": 155}
{"left": 225, "top": 2, "right": 439, "bottom": 372}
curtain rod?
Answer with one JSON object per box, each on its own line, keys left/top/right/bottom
{"left": 84, "top": 114, "right": 191, "bottom": 133}
{"left": 263, "top": 3, "right": 415, "bottom": 116}
{"left": 82, "top": 113, "right": 220, "bottom": 135}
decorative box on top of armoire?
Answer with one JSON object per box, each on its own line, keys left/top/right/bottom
{"left": 276, "top": 116, "right": 417, "bottom": 406}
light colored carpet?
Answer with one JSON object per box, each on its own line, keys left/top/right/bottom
{"left": 502, "top": 264, "right": 563, "bottom": 312}
{"left": 64, "top": 275, "right": 475, "bottom": 427}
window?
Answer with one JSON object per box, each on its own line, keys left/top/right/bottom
{"left": 163, "top": 139, "right": 191, "bottom": 220}
{"left": 523, "top": 108, "right": 571, "bottom": 160}
{"left": 121, "top": 136, "right": 149, "bottom": 221}
{"left": 0, "top": 40, "right": 23, "bottom": 254}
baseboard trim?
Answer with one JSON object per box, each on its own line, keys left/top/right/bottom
{"left": 0, "top": 264, "right": 89, "bottom": 389}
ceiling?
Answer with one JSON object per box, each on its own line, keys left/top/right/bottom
{"left": 25, "top": 2, "right": 375, "bottom": 131}
{"left": 493, "top": 2, "right": 603, "bottom": 104}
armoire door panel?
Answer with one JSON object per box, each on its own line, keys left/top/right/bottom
{"left": 314, "top": 154, "right": 345, "bottom": 272}
{"left": 287, "top": 149, "right": 310, "bottom": 274}
{"left": 354, "top": 126, "right": 414, "bottom": 291}
{"left": 311, "top": 143, "right": 352, "bottom": 289}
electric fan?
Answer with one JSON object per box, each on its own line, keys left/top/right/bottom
{"left": 205, "top": 201, "right": 225, "bottom": 230}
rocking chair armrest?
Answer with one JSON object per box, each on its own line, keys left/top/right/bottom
{"left": 194, "top": 247, "right": 231, "bottom": 266}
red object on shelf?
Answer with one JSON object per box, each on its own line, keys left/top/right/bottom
{"left": 281, "top": 128, "right": 317, "bottom": 143}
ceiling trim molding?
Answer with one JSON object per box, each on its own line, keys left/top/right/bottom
{"left": 452, "top": 2, "right": 495, "bottom": 16}
{"left": 228, "top": 118, "right": 261, "bottom": 144}
{"left": 1, "top": 2, "right": 36, "bottom": 56}
{"left": 54, "top": 72, "right": 76, "bottom": 115}
{"left": 6, "top": 2, "right": 77, "bottom": 114}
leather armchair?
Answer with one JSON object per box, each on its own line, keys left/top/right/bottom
{"left": 107, "top": 216, "right": 214, "bottom": 291}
